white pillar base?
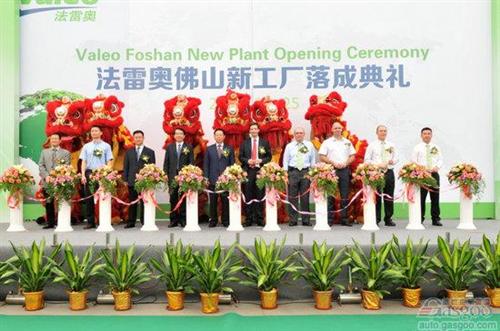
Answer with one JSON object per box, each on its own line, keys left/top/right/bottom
{"left": 227, "top": 194, "right": 244, "bottom": 232}
{"left": 96, "top": 193, "right": 114, "bottom": 232}
{"left": 457, "top": 190, "right": 476, "bottom": 230}
{"left": 7, "top": 197, "right": 25, "bottom": 232}
{"left": 55, "top": 200, "right": 73, "bottom": 232}
{"left": 141, "top": 191, "right": 159, "bottom": 232}
{"left": 263, "top": 190, "right": 280, "bottom": 232}
{"left": 361, "top": 187, "right": 379, "bottom": 231}
{"left": 406, "top": 185, "right": 425, "bottom": 230}
{"left": 313, "top": 195, "right": 331, "bottom": 231}
{"left": 184, "top": 191, "right": 201, "bottom": 232}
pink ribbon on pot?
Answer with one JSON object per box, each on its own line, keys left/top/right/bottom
{"left": 7, "top": 191, "right": 22, "bottom": 209}
{"left": 265, "top": 187, "right": 279, "bottom": 207}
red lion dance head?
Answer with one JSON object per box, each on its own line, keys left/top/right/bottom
{"left": 162, "top": 95, "right": 205, "bottom": 148}
{"left": 83, "top": 94, "right": 126, "bottom": 143}
{"left": 45, "top": 96, "right": 85, "bottom": 152}
{"left": 213, "top": 89, "right": 251, "bottom": 150}
{"left": 305, "top": 91, "right": 347, "bottom": 142}
{"left": 251, "top": 96, "right": 292, "bottom": 151}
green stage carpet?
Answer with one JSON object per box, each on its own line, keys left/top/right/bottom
{"left": 1, "top": 313, "right": 499, "bottom": 331}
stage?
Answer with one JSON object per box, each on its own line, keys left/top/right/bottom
{"left": 0, "top": 220, "right": 498, "bottom": 302}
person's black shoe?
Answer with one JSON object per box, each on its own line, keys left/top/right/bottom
{"left": 385, "top": 220, "right": 396, "bottom": 227}
{"left": 180, "top": 221, "right": 186, "bottom": 228}
{"left": 302, "top": 222, "right": 311, "bottom": 226}
{"left": 124, "top": 223, "right": 135, "bottom": 229}
{"left": 432, "top": 220, "right": 443, "bottom": 226}
{"left": 421, "top": 218, "right": 425, "bottom": 224}
{"left": 256, "top": 221, "right": 264, "bottom": 227}
{"left": 376, "top": 219, "right": 381, "bottom": 225}
{"left": 243, "top": 222, "right": 253, "bottom": 227}
{"left": 140, "top": 220, "right": 144, "bottom": 226}
{"left": 36, "top": 217, "right": 46, "bottom": 225}
{"left": 168, "top": 221, "right": 178, "bottom": 228}
{"left": 341, "top": 221, "right": 352, "bottom": 227}
{"left": 289, "top": 221, "right": 298, "bottom": 227}
{"left": 84, "top": 224, "right": 96, "bottom": 229}
{"left": 222, "top": 222, "right": 229, "bottom": 228}
{"left": 43, "top": 224, "right": 54, "bottom": 229}
{"left": 208, "top": 220, "right": 217, "bottom": 228}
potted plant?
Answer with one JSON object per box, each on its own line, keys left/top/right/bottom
{"left": 430, "top": 236, "right": 480, "bottom": 310}
{"left": 5, "top": 240, "right": 61, "bottom": 311}
{"left": 150, "top": 240, "right": 195, "bottom": 311}
{"left": 346, "top": 239, "right": 403, "bottom": 310}
{"left": 100, "top": 241, "right": 152, "bottom": 311}
{"left": 477, "top": 234, "right": 499, "bottom": 308}
{"left": 186, "top": 240, "right": 242, "bottom": 314}
{"left": 389, "top": 236, "right": 433, "bottom": 307}
{"left": 239, "top": 238, "right": 301, "bottom": 309}
{"left": 50, "top": 242, "right": 104, "bottom": 310}
{"left": 296, "top": 241, "right": 350, "bottom": 310}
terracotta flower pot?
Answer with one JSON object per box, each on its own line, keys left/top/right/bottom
{"left": 24, "top": 291, "right": 44, "bottom": 311}
{"left": 112, "top": 290, "right": 132, "bottom": 311}
{"left": 446, "top": 289, "right": 467, "bottom": 310}
{"left": 313, "top": 290, "right": 333, "bottom": 310}
{"left": 200, "top": 293, "right": 219, "bottom": 314}
{"left": 68, "top": 290, "right": 88, "bottom": 311}
{"left": 485, "top": 287, "right": 500, "bottom": 308}
{"left": 361, "top": 289, "right": 381, "bottom": 310}
{"left": 402, "top": 287, "right": 421, "bottom": 308}
{"left": 259, "top": 288, "right": 278, "bottom": 309}
{"left": 166, "top": 291, "right": 185, "bottom": 311}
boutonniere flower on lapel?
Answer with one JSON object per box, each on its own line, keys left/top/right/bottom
{"left": 299, "top": 145, "right": 309, "bottom": 154}
{"left": 222, "top": 148, "right": 230, "bottom": 158}
{"left": 141, "top": 155, "right": 150, "bottom": 162}
{"left": 385, "top": 147, "right": 394, "bottom": 154}
{"left": 57, "top": 159, "right": 67, "bottom": 165}
{"left": 93, "top": 148, "right": 103, "bottom": 158}
{"left": 259, "top": 147, "right": 266, "bottom": 155}
{"left": 182, "top": 147, "right": 190, "bottom": 155}
{"left": 430, "top": 147, "right": 439, "bottom": 155}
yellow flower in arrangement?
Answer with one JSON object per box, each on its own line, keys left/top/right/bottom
{"left": 430, "top": 146, "right": 439, "bottom": 155}
{"left": 182, "top": 147, "right": 190, "bottom": 155}
{"left": 141, "top": 154, "right": 150, "bottom": 162}
{"left": 259, "top": 147, "right": 266, "bottom": 155}
{"left": 222, "top": 148, "right": 230, "bottom": 158}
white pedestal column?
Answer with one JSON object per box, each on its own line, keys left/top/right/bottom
{"left": 406, "top": 185, "right": 425, "bottom": 230}
{"left": 457, "top": 190, "right": 476, "bottom": 230}
{"left": 361, "top": 186, "right": 379, "bottom": 231}
{"left": 96, "top": 192, "right": 114, "bottom": 232}
{"left": 141, "top": 190, "right": 159, "bottom": 232}
{"left": 227, "top": 193, "right": 243, "bottom": 232}
{"left": 263, "top": 189, "right": 280, "bottom": 232}
{"left": 184, "top": 191, "right": 201, "bottom": 232}
{"left": 313, "top": 194, "right": 330, "bottom": 231}
{"left": 55, "top": 200, "right": 73, "bottom": 232}
{"left": 6, "top": 195, "right": 25, "bottom": 232}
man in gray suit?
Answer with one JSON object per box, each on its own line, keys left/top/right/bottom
{"left": 38, "top": 133, "right": 71, "bottom": 229}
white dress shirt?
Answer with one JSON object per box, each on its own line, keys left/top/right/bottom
{"left": 364, "top": 139, "right": 398, "bottom": 169}
{"left": 412, "top": 142, "right": 443, "bottom": 170}
{"left": 318, "top": 137, "right": 356, "bottom": 164}
{"left": 282, "top": 140, "right": 316, "bottom": 170}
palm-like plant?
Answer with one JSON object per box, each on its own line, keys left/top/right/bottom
{"left": 50, "top": 242, "right": 104, "bottom": 292}
{"left": 0, "top": 256, "right": 19, "bottom": 285}
{"left": 477, "top": 234, "right": 500, "bottom": 289}
{"left": 100, "top": 241, "right": 152, "bottom": 294}
{"left": 5, "top": 240, "right": 61, "bottom": 292}
{"left": 297, "top": 241, "right": 349, "bottom": 292}
{"left": 430, "top": 236, "right": 480, "bottom": 291}
{"left": 150, "top": 240, "right": 195, "bottom": 293}
{"left": 187, "top": 240, "right": 241, "bottom": 294}
{"left": 239, "top": 238, "right": 301, "bottom": 292}
{"left": 390, "top": 236, "right": 433, "bottom": 289}
{"left": 346, "top": 239, "right": 403, "bottom": 298}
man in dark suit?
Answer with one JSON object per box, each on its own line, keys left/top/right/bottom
{"left": 163, "top": 128, "right": 194, "bottom": 227}
{"left": 238, "top": 122, "right": 272, "bottom": 227}
{"left": 203, "top": 129, "right": 235, "bottom": 228}
{"left": 123, "top": 130, "right": 156, "bottom": 228}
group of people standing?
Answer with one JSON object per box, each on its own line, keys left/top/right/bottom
{"left": 38, "top": 122, "right": 443, "bottom": 229}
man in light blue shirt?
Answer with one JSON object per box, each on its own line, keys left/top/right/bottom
{"left": 283, "top": 127, "right": 316, "bottom": 226}
{"left": 79, "top": 125, "right": 114, "bottom": 229}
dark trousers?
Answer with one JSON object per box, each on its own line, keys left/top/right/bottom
{"left": 328, "top": 167, "right": 350, "bottom": 224}
{"left": 287, "top": 167, "right": 310, "bottom": 224}
{"left": 127, "top": 186, "right": 144, "bottom": 225}
{"left": 83, "top": 170, "right": 95, "bottom": 225}
{"left": 208, "top": 184, "right": 229, "bottom": 225}
{"left": 42, "top": 188, "right": 56, "bottom": 226}
{"left": 421, "top": 172, "right": 441, "bottom": 222}
{"left": 169, "top": 186, "right": 186, "bottom": 225}
{"left": 243, "top": 167, "right": 264, "bottom": 225}
{"left": 376, "top": 169, "right": 395, "bottom": 223}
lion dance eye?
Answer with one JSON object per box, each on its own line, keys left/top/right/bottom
{"left": 110, "top": 104, "right": 119, "bottom": 113}
{"left": 73, "top": 111, "right": 81, "bottom": 119}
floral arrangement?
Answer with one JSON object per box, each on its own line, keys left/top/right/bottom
{"left": 173, "top": 165, "right": 208, "bottom": 193}
{"left": 447, "top": 163, "right": 485, "bottom": 198}
{"left": 353, "top": 163, "right": 385, "bottom": 190}
{"left": 305, "top": 162, "right": 338, "bottom": 198}
{"left": 398, "top": 162, "right": 437, "bottom": 188}
{"left": 45, "top": 165, "right": 81, "bottom": 202}
{"left": 256, "top": 162, "right": 287, "bottom": 192}
{"left": 0, "top": 165, "right": 35, "bottom": 205}
{"left": 134, "top": 164, "right": 168, "bottom": 193}
{"left": 89, "top": 165, "right": 122, "bottom": 194}
{"left": 215, "top": 164, "right": 248, "bottom": 195}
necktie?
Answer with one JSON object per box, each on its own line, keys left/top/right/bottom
{"left": 296, "top": 143, "right": 304, "bottom": 170}
{"left": 177, "top": 144, "right": 182, "bottom": 158}
{"left": 380, "top": 141, "right": 387, "bottom": 163}
{"left": 136, "top": 146, "right": 141, "bottom": 161}
{"left": 251, "top": 139, "right": 257, "bottom": 160}
{"left": 425, "top": 144, "right": 432, "bottom": 168}
{"left": 217, "top": 144, "right": 222, "bottom": 158}
{"left": 51, "top": 148, "right": 57, "bottom": 166}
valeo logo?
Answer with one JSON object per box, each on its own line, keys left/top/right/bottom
{"left": 20, "top": 0, "right": 99, "bottom": 22}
